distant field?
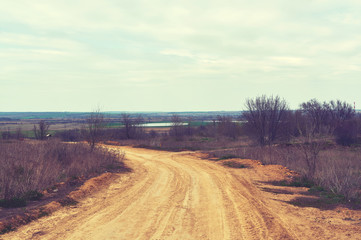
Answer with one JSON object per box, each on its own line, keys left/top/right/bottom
{"left": 0, "top": 111, "right": 224, "bottom": 134}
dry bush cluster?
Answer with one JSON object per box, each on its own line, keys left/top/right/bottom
{"left": 0, "top": 140, "right": 124, "bottom": 201}
{"left": 207, "top": 144, "right": 361, "bottom": 200}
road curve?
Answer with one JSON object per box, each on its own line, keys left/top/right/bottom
{"left": 2, "top": 146, "right": 360, "bottom": 240}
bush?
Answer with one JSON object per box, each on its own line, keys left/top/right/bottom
{"left": 0, "top": 197, "right": 26, "bottom": 208}
{"left": 205, "top": 143, "right": 361, "bottom": 201}
{"left": 218, "top": 154, "right": 238, "bottom": 160}
{"left": 0, "top": 139, "right": 124, "bottom": 203}
{"left": 334, "top": 119, "right": 358, "bottom": 146}
{"left": 222, "top": 161, "right": 246, "bottom": 168}
{"left": 55, "top": 129, "right": 83, "bottom": 142}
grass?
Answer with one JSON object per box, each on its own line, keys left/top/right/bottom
{"left": 218, "top": 154, "right": 238, "bottom": 160}
{"left": 0, "top": 197, "right": 27, "bottom": 208}
{"left": 59, "top": 197, "right": 78, "bottom": 207}
{"left": 0, "top": 224, "right": 16, "bottom": 234}
{"left": 274, "top": 178, "right": 315, "bottom": 188}
{"left": 24, "top": 190, "right": 43, "bottom": 201}
{"left": 0, "top": 139, "right": 125, "bottom": 207}
{"left": 222, "top": 161, "right": 247, "bottom": 168}
{"left": 206, "top": 143, "right": 361, "bottom": 202}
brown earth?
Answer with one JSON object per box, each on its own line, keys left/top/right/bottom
{"left": 2, "top": 146, "right": 361, "bottom": 239}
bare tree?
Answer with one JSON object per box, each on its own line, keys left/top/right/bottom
{"left": 216, "top": 115, "right": 239, "bottom": 139}
{"left": 15, "top": 127, "right": 23, "bottom": 140}
{"left": 33, "top": 120, "right": 50, "bottom": 140}
{"left": 170, "top": 114, "right": 185, "bottom": 139}
{"left": 243, "top": 95, "right": 288, "bottom": 145}
{"left": 297, "top": 140, "right": 324, "bottom": 179}
{"left": 121, "top": 114, "right": 144, "bottom": 139}
{"left": 86, "top": 109, "right": 105, "bottom": 150}
{"left": 328, "top": 100, "right": 355, "bottom": 133}
{"left": 300, "top": 99, "right": 355, "bottom": 137}
{"left": 121, "top": 114, "right": 132, "bottom": 139}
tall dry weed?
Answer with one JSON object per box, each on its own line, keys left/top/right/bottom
{"left": 206, "top": 144, "right": 361, "bottom": 200}
{"left": 0, "top": 140, "right": 124, "bottom": 200}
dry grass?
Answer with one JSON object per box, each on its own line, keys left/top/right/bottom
{"left": 0, "top": 139, "right": 124, "bottom": 202}
{"left": 206, "top": 144, "right": 361, "bottom": 201}
{"left": 135, "top": 136, "right": 251, "bottom": 151}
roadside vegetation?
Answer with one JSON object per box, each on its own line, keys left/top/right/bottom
{"left": 1, "top": 95, "right": 360, "bottom": 207}
{"left": 0, "top": 139, "right": 124, "bottom": 208}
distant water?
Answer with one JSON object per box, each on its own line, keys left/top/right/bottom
{"left": 141, "top": 122, "right": 188, "bottom": 127}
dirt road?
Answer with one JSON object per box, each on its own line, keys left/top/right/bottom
{"left": 2, "top": 146, "right": 360, "bottom": 239}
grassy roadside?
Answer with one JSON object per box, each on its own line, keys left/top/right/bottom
{"left": 0, "top": 139, "right": 130, "bottom": 234}
{"left": 127, "top": 136, "right": 361, "bottom": 205}
{"left": 0, "top": 139, "right": 127, "bottom": 209}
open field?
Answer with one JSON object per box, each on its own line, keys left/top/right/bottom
{"left": 2, "top": 146, "right": 360, "bottom": 239}
{"left": 0, "top": 111, "right": 223, "bottom": 137}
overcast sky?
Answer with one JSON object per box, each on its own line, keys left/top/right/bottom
{"left": 1, "top": 0, "right": 360, "bottom": 112}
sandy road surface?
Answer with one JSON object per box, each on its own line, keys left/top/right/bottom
{"left": 2, "top": 146, "right": 360, "bottom": 240}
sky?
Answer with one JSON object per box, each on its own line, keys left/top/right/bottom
{"left": 1, "top": 0, "right": 361, "bottom": 112}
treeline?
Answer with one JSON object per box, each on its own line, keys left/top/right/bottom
{"left": 1, "top": 97, "right": 360, "bottom": 148}
{"left": 242, "top": 96, "right": 358, "bottom": 146}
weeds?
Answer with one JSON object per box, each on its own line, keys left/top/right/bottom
{"left": 59, "top": 197, "right": 78, "bottom": 207}
{"left": 218, "top": 154, "right": 238, "bottom": 160}
{"left": 0, "top": 139, "right": 124, "bottom": 206}
{"left": 222, "top": 161, "right": 247, "bottom": 169}
{"left": 0, "top": 224, "right": 16, "bottom": 234}
{"left": 0, "top": 197, "right": 26, "bottom": 208}
{"left": 206, "top": 143, "right": 361, "bottom": 202}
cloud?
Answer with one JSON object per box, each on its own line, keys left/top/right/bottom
{"left": 160, "top": 49, "right": 195, "bottom": 58}
{"left": 1, "top": 0, "right": 361, "bottom": 111}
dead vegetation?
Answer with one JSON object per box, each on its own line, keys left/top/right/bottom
{"left": 207, "top": 143, "right": 361, "bottom": 202}
{"left": 0, "top": 139, "right": 125, "bottom": 207}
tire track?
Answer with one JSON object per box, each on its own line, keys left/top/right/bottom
{"left": 4, "top": 146, "right": 355, "bottom": 240}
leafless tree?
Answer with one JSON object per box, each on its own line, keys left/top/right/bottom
{"left": 15, "top": 127, "right": 23, "bottom": 140}
{"left": 328, "top": 100, "right": 355, "bottom": 133}
{"left": 297, "top": 140, "right": 323, "bottom": 179}
{"left": 121, "top": 114, "right": 132, "bottom": 139}
{"left": 1, "top": 128, "right": 11, "bottom": 140}
{"left": 121, "top": 114, "right": 144, "bottom": 139}
{"left": 243, "top": 95, "right": 288, "bottom": 145}
{"left": 33, "top": 120, "right": 50, "bottom": 140}
{"left": 300, "top": 99, "right": 330, "bottom": 136}
{"left": 216, "top": 115, "right": 239, "bottom": 139}
{"left": 300, "top": 99, "right": 355, "bottom": 137}
{"left": 170, "top": 114, "right": 185, "bottom": 139}
{"left": 86, "top": 109, "right": 105, "bottom": 150}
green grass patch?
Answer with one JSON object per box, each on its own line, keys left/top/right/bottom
{"left": 0, "top": 190, "right": 43, "bottom": 208}
{"left": 105, "top": 122, "right": 123, "bottom": 128}
{"left": 308, "top": 185, "right": 326, "bottom": 193}
{"left": 59, "top": 197, "right": 78, "bottom": 206}
{"left": 319, "top": 191, "right": 345, "bottom": 204}
{"left": 275, "top": 178, "right": 315, "bottom": 188}
{"left": 0, "top": 224, "right": 16, "bottom": 234}
{"left": 24, "top": 190, "right": 43, "bottom": 201}
{"left": 222, "top": 161, "right": 247, "bottom": 168}
{"left": 0, "top": 197, "right": 27, "bottom": 208}
{"left": 218, "top": 154, "right": 238, "bottom": 160}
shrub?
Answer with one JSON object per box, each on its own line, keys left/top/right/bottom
{"left": 334, "top": 119, "right": 358, "bottom": 146}
{"left": 218, "top": 154, "right": 238, "bottom": 160}
{"left": 0, "top": 197, "right": 26, "bottom": 208}
{"left": 0, "top": 139, "right": 124, "bottom": 204}
{"left": 222, "top": 161, "right": 246, "bottom": 168}
{"left": 205, "top": 143, "right": 361, "bottom": 201}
